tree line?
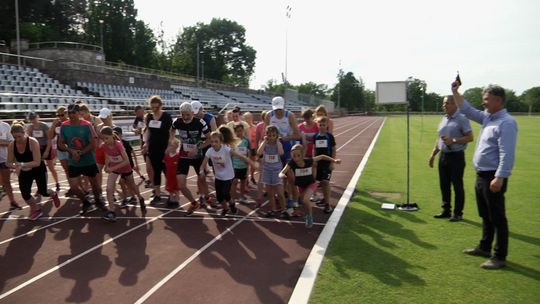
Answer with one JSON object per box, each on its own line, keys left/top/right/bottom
{"left": 0, "top": 0, "right": 538, "bottom": 112}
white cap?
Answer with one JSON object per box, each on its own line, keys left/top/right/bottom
{"left": 98, "top": 107, "right": 112, "bottom": 119}
{"left": 191, "top": 101, "right": 203, "bottom": 114}
{"left": 272, "top": 96, "right": 285, "bottom": 110}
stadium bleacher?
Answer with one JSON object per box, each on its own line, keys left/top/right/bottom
{"left": 0, "top": 63, "right": 103, "bottom": 113}
{"left": 1, "top": 62, "right": 305, "bottom": 118}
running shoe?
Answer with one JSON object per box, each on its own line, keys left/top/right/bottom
{"left": 264, "top": 210, "right": 277, "bottom": 218}
{"left": 80, "top": 200, "right": 92, "bottom": 215}
{"left": 199, "top": 196, "right": 207, "bottom": 208}
{"left": 229, "top": 202, "right": 238, "bottom": 215}
{"left": 324, "top": 205, "right": 334, "bottom": 214}
{"left": 130, "top": 196, "right": 138, "bottom": 205}
{"left": 51, "top": 191, "right": 61, "bottom": 208}
{"left": 316, "top": 199, "right": 327, "bottom": 207}
{"left": 220, "top": 208, "right": 229, "bottom": 217}
{"left": 238, "top": 198, "right": 249, "bottom": 205}
{"left": 292, "top": 201, "right": 299, "bottom": 208}
{"left": 139, "top": 197, "right": 147, "bottom": 214}
{"left": 55, "top": 183, "right": 61, "bottom": 192}
{"left": 64, "top": 188, "right": 75, "bottom": 197}
{"left": 103, "top": 211, "right": 117, "bottom": 222}
{"left": 167, "top": 200, "right": 180, "bottom": 209}
{"left": 95, "top": 200, "right": 108, "bottom": 211}
{"left": 186, "top": 201, "right": 200, "bottom": 216}
{"left": 29, "top": 209, "right": 43, "bottom": 221}
{"left": 305, "top": 213, "right": 313, "bottom": 228}
{"left": 280, "top": 210, "right": 291, "bottom": 220}
{"left": 150, "top": 195, "right": 160, "bottom": 205}
{"left": 144, "top": 180, "right": 152, "bottom": 188}
{"left": 120, "top": 198, "right": 129, "bottom": 209}
{"left": 9, "top": 201, "right": 23, "bottom": 211}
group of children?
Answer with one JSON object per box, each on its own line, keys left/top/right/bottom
{"left": 2, "top": 99, "right": 340, "bottom": 228}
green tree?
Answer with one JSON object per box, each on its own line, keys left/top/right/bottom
{"left": 521, "top": 87, "right": 540, "bottom": 113}
{"left": 406, "top": 78, "right": 427, "bottom": 112}
{"left": 463, "top": 87, "right": 484, "bottom": 109}
{"left": 170, "top": 18, "right": 256, "bottom": 86}
{"left": 297, "top": 82, "right": 328, "bottom": 98}
{"left": 330, "top": 71, "right": 364, "bottom": 110}
{"left": 131, "top": 21, "right": 157, "bottom": 68}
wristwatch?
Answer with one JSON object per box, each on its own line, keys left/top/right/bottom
{"left": 452, "top": 138, "right": 457, "bottom": 143}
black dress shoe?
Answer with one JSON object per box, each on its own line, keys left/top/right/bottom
{"left": 449, "top": 215, "right": 463, "bottom": 222}
{"left": 434, "top": 212, "right": 451, "bottom": 218}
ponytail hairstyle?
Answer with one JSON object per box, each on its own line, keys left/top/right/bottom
{"left": 100, "top": 126, "right": 119, "bottom": 140}
{"left": 217, "top": 125, "right": 239, "bottom": 146}
{"left": 10, "top": 120, "right": 26, "bottom": 135}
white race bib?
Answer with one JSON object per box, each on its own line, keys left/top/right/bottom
{"left": 107, "top": 155, "right": 123, "bottom": 163}
{"left": 149, "top": 120, "right": 162, "bottom": 129}
{"left": 295, "top": 167, "right": 313, "bottom": 177}
{"left": 32, "top": 130, "right": 44, "bottom": 138}
{"left": 264, "top": 154, "right": 280, "bottom": 163}
{"left": 55, "top": 126, "right": 61, "bottom": 135}
{"left": 315, "top": 139, "right": 328, "bottom": 148}
{"left": 183, "top": 143, "right": 197, "bottom": 153}
{"left": 137, "top": 121, "right": 145, "bottom": 129}
{"left": 235, "top": 146, "right": 248, "bottom": 156}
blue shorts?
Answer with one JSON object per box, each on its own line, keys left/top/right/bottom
{"left": 261, "top": 168, "right": 283, "bottom": 185}
{"left": 57, "top": 150, "right": 69, "bottom": 161}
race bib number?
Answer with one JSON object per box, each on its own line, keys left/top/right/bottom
{"left": 137, "top": 121, "right": 145, "bottom": 129}
{"left": 315, "top": 139, "right": 328, "bottom": 148}
{"left": 295, "top": 167, "right": 312, "bottom": 177}
{"left": 235, "top": 146, "right": 248, "bottom": 156}
{"left": 55, "top": 126, "right": 61, "bottom": 135}
{"left": 107, "top": 155, "right": 123, "bottom": 163}
{"left": 304, "top": 132, "right": 316, "bottom": 143}
{"left": 264, "top": 154, "right": 280, "bottom": 163}
{"left": 183, "top": 143, "right": 197, "bottom": 153}
{"left": 32, "top": 130, "right": 44, "bottom": 138}
{"left": 149, "top": 120, "right": 162, "bottom": 128}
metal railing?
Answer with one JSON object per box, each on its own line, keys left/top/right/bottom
{"left": 28, "top": 41, "right": 103, "bottom": 52}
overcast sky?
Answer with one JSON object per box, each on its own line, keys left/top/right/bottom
{"left": 134, "top": 0, "right": 540, "bottom": 95}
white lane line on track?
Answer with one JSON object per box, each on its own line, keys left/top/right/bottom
{"left": 337, "top": 118, "right": 382, "bottom": 152}
{"left": 134, "top": 200, "right": 269, "bottom": 304}
{"left": 0, "top": 201, "right": 192, "bottom": 301}
{"left": 288, "top": 117, "right": 386, "bottom": 304}
{"left": 0, "top": 117, "right": 373, "bottom": 301}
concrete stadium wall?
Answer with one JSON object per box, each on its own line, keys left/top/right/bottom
{"left": 23, "top": 48, "right": 104, "bottom": 66}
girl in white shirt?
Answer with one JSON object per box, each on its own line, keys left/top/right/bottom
{"left": 199, "top": 127, "right": 256, "bottom": 217}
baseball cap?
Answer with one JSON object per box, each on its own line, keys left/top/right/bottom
{"left": 98, "top": 108, "right": 112, "bottom": 119}
{"left": 191, "top": 101, "right": 202, "bottom": 114}
{"left": 27, "top": 111, "right": 37, "bottom": 119}
{"left": 272, "top": 96, "right": 285, "bottom": 110}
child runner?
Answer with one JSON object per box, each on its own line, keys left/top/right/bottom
{"left": 163, "top": 138, "right": 181, "bottom": 207}
{"left": 199, "top": 127, "right": 256, "bottom": 216}
{"left": 279, "top": 144, "right": 340, "bottom": 228}
{"left": 113, "top": 126, "right": 142, "bottom": 207}
{"left": 257, "top": 125, "right": 287, "bottom": 218}
{"left": 100, "top": 127, "right": 146, "bottom": 220}
{"left": 313, "top": 116, "right": 338, "bottom": 213}
{"left": 231, "top": 123, "right": 250, "bottom": 204}
{"left": 298, "top": 109, "right": 318, "bottom": 158}
{"left": 0, "top": 119, "right": 21, "bottom": 211}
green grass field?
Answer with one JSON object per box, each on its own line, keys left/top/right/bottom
{"left": 311, "top": 115, "right": 540, "bottom": 304}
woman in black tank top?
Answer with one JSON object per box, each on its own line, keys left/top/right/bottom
{"left": 7, "top": 122, "right": 53, "bottom": 220}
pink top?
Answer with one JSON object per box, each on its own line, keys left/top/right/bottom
{"left": 298, "top": 122, "right": 319, "bottom": 157}
{"left": 100, "top": 141, "right": 131, "bottom": 173}
{"left": 255, "top": 121, "right": 266, "bottom": 147}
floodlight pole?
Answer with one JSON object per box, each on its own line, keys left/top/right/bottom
{"left": 15, "top": 0, "right": 21, "bottom": 66}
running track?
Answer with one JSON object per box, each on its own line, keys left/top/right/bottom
{"left": 0, "top": 116, "right": 384, "bottom": 303}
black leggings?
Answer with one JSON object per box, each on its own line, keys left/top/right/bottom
{"left": 19, "top": 162, "right": 48, "bottom": 201}
{"left": 148, "top": 146, "right": 166, "bottom": 186}
{"left": 215, "top": 178, "right": 232, "bottom": 203}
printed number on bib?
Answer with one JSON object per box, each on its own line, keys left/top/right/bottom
{"left": 236, "top": 146, "right": 248, "bottom": 156}
{"left": 183, "top": 143, "right": 197, "bottom": 153}
{"left": 315, "top": 139, "right": 328, "bottom": 148}
{"left": 264, "top": 154, "right": 279, "bottom": 163}
{"left": 32, "top": 130, "right": 44, "bottom": 138}
{"left": 295, "top": 167, "right": 312, "bottom": 177}
{"left": 137, "top": 121, "right": 145, "bottom": 129}
{"left": 107, "top": 155, "right": 123, "bottom": 163}
{"left": 148, "top": 120, "right": 162, "bottom": 129}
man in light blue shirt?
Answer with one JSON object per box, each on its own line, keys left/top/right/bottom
{"left": 452, "top": 82, "right": 518, "bottom": 270}
{"left": 428, "top": 96, "right": 473, "bottom": 221}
